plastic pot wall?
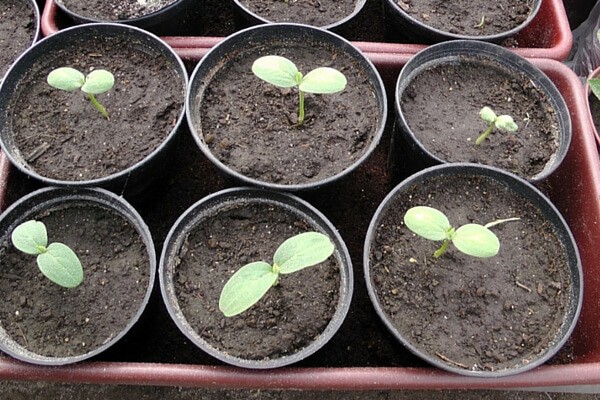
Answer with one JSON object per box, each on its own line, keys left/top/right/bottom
{"left": 41, "top": 0, "right": 573, "bottom": 61}
{"left": 392, "top": 40, "right": 571, "bottom": 183}
{"left": 363, "top": 162, "right": 582, "bottom": 377}
{"left": 186, "top": 23, "right": 387, "bottom": 192}
{"left": 0, "top": 23, "right": 188, "bottom": 201}
{"left": 0, "top": 56, "right": 598, "bottom": 390}
{"left": 583, "top": 66, "right": 600, "bottom": 149}
{"left": 0, "top": 187, "right": 156, "bottom": 365}
{"left": 159, "top": 187, "right": 353, "bottom": 369}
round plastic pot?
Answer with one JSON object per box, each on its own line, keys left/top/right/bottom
{"left": 159, "top": 187, "right": 353, "bottom": 369}
{"left": 231, "top": 0, "right": 367, "bottom": 31}
{"left": 186, "top": 23, "right": 387, "bottom": 192}
{"left": 393, "top": 40, "right": 571, "bottom": 183}
{"left": 383, "top": 0, "right": 542, "bottom": 44}
{"left": 0, "top": 186, "right": 156, "bottom": 365}
{"left": 363, "top": 163, "right": 583, "bottom": 377}
{"left": 0, "top": 23, "right": 188, "bottom": 201}
{"left": 53, "top": 0, "right": 194, "bottom": 35}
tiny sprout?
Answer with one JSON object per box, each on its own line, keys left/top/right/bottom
{"left": 47, "top": 67, "right": 115, "bottom": 119}
{"left": 11, "top": 220, "right": 83, "bottom": 288}
{"left": 403, "top": 206, "right": 519, "bottom": 259}
{"left": 474, "top": 15, "right": 485, "bottom": 29}
{"left": 219, "top": 231, "right": 334, "bottom": 317}
{"left": 476, "top": 106, "right": 518, "bottom": 145}
{"left": 251, "top": 55, "right": 347, "bottom": 126}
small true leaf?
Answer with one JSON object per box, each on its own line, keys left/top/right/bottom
{"left": 47, "top": 67, "right": 85, "bottom": 92}
{"left": 452, "top": 224, "right": 499, "bottom": 258}
{"left": 37, "top": 242, "right": 84, "bottom": 288}
{"left": 299, "top": 67, "right": 347, "bottom": 94}
{"left": 81, "top": 69, "right": 115, "bottom": 95}
{"left": 252, "top": 55, "right": 300, "bottom": 88}
{"left": 404, "top": 206, "right": 451, "bottom": 241}
{"left": 479, "top": 106, "right": 497, "bottom": 124}
{"left": 495, "top": 115, "right": 518, "bottom": 132}
{"left": 11, "top": 220, "right": 48, "bottom": 255}
{"left": 219, "top": 261, "right": 278, "bottom": 317}
{"left": 274, "top": 232, "right": 334, "bottom": 274}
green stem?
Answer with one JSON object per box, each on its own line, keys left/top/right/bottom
{"left": 87, "top": 93, "right": 109, "bottom": 119}
{"left": 475, "top": 122, "right": 495, "bottom": 145}
{"left": 298, "top": 89, "right": 305, "bottom": 126}
{"left": 433, "top": 239, "right": 450, "bottom": 258}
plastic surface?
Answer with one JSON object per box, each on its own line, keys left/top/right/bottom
{"left": 0, "top": 56, "right": 598, "bottom": 389}
{"left": 0, "top": 187, "right": 156, "bottom": 365}
{"left": 0, "top": 23, "right": 188, "bottom": 201}
{"left": 393, "top": 40, "right": 571, "bottom": 183}
{"left": 363, "top": 163, "right": 582, "bottom": 377}
{"left": 566, "top": 0, "right": 600, "bottom": 78}
{"left": 41, "top": 0, "right": 573, "bottom": 61}
{"left": 159, "top": 187, "right": 353, "bottom": 369}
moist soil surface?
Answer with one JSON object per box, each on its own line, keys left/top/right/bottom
{"left": 0, "top": 0, "right": 36, "bottom": 79}
{"left": 400, "top": 59, "right": 560, "bottom": 180}
{"left": 8, "top": 33, "right": 183, "bottom": 182}
{"left": 172, "top": 201, "right": 341, "bottom": 361}
{"left": 196, "top": 42, "right": 381, "bottom": 186}
{"left": 238, "top": 0, "right": 359, "bottom": 26}
{"left": 369, "top": 172, "right": 572, "bottom": 373}
{"left": 396, "top": 0, "right": 534, "bottom": 37}
{"left": 56, "top": 0, "right": 178, "bottom": 21}
{"left": 0, "top": 202, "right": 150, "bottom": 358}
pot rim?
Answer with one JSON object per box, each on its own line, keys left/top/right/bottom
{"left": 0, "top": 186, "right": 156, "bottom": 365}
{"left": 159, "top": 186, "right": 354, "bottom": 369}
{"left": 186, "top": 22, "right": 387, "bottom": 192}
{"left": 363, "top": 162, "right": 583, "bottom": 377}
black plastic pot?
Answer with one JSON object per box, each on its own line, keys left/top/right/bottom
{"left": 383, "top": 0, "right": 542, "bottom": 44}
{"left": 363, "top": 163, "right": 582, "bottom": 377}
{"left": 53, "top": 0, "right": 194, "bottom": 35}
{"left": 232, "top": 0, "right": 367, "bottom": 31}
{"left": 392, "top": 40, "right": 572, "bottom": 184}
{"left": 159, "top": 187, "right": 353, "bottom": 369}
{"left": 0, "top": 186, "right": 156, "bottom": 365}
{"left": 186, "top": 23, "right": 387, "bottom": 192}
{"left": 0, "top": 23, "right": 188, "bottom": 201}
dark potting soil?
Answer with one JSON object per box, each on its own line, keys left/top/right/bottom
{"left": 396, "top": 0, "right": 534, "bottom": 37}
{"left": 197, "top": 44, "right": 381, "bottom": 186}
{"left": 0, "top": 0, "right": 36, "bottom": 79}
{"left": 369, "top": 173, "right": 571, "bottom": 373}
{"left": 400, "top": 60, "right": 560, "bottom": 179}
{"left": 7, "top": 34, "right": 183, "bottom": 182}
{"left": 0, "top": 203, "right": 150, "bottom": 358}
{"left": 56, "top": 0, "right": 177, "bottom": 21}
{"left": 238, "top": 0, "right": 359, "bottom": 26}
{"left": 173, "top": 202, "right": 341, "bottom": 361}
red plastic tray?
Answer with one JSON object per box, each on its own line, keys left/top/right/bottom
{"left": 0, "top": 52, "right": 599, "bottom": 389}
{"left": 41, "top": 0, "right": 573, "bottom": 61}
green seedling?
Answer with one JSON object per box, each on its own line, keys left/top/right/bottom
{"left": 476, "top": 106, "right": 518, "bottom": 145}
{"left": 403, "top": 206, "right": 519, "bottom": 259}
{"left": 11, "top": 220, "right": 83, "bottom": 288}
{"left": 47, "top": 67, "right": 115, "bottom": 119}
{"left": 474, "top": 15, "right": 485, "bottom": 29}
{"left": 219, "top": 231, "right": 334, "bottom": 317}
{"left": 251, "top": 55, "right": 347, "bottom": 126}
